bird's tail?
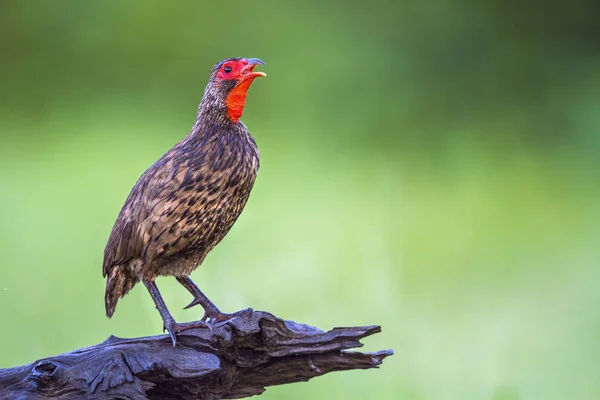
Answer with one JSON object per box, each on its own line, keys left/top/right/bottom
{"left": 105, "top": 267, "right": 138, "bottom": 318}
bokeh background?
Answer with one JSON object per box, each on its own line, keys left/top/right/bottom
{"left": 1, "top": 1, "right": 599, "bottom": 399}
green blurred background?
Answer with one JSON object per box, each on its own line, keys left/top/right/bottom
{"left": 1, "top": 0, "right": 599, "bottom": 398}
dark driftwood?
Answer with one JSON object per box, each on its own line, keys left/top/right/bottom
{"left": 0, "top": 309, "right": 393, "bottom": 399}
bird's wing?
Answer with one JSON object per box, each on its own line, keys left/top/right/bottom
{"left": 102, "top": 156, "right": 207, "bottom": 277}
{"left": 102, "top": 172, "right": 153, "bottom": 277}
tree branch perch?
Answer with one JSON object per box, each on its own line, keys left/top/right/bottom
{"left": 0, "top": 309, "right": 393, "bottom": 399}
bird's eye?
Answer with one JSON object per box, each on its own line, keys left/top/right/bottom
{"left": 223, "top": 65, "right": 232, "bottom": 73}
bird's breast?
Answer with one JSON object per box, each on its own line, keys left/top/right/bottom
{"left": 155, "top": 134, "right": 259, "bottom": 249}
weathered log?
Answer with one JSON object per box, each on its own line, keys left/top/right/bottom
{"left": 0, "top": 309, "right": 393, "bottom": 399}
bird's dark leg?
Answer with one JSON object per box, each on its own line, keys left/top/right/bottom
{"left": 177, "top": 276, "right": 238, "bottom": 324}
{"left": 143, "top": 280, "right": 205, "bottom": 346}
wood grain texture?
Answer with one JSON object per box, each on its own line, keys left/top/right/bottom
{"left": 0, "top": 310, "right": 393, "bottom": 399}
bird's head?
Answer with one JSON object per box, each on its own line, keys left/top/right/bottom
{"left": 201, "top": 57, "right": 266, "bottom": 123}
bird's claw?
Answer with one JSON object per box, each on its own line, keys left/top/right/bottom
{"left": 205, "top": 309, "right": 240, "bottom": 325}
{"left": 162, "top": 319, "right": 208, "bottom": 347}
{"left": 163, "top": 318, "right": 179, "bottom": 347}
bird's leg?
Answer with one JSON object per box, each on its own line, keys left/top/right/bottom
{"left": 143, "top": 280, "right": 205, "bottom": 346}
{"left": 177, "top": 276, "right": 238, "bottom": 324}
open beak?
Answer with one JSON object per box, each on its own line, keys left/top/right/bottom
{"left": 241, "top": 58, "right": 267, "bottom": 79}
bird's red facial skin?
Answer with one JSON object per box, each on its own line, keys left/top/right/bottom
{"left": 226, "top": 78, "right": 256, "bottom": 122}
{"left": 217, "top": 59, "right": 264, "bottom": 122}
{"left": 216, "top": 59, "right": 248, "bottom": 81}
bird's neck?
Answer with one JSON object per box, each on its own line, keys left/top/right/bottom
{"left": 196, "top": 81, "right": 254, "bottom": 124}
{"left": 181, "top": 84, "right": 253, "bottom": 150}
{"left": 183, "top": 101, "right": 248, "bottom": 149}
{"left": 196, "top": 88, "right": 231, "bottom": 124}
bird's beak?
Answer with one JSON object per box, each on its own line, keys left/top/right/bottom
{"left": 241, "top": 58, "right": 267, "bottom": 79}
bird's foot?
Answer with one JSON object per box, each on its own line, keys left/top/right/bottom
{"left": 200, "top": 308, "right": 239, "bottom": 324}
{"left": 162, "top": 318, "right": 206, "bottom": 347}
{"left": 183, "top": 300, "right": 241, "bottom": 325}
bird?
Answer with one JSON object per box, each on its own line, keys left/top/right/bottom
{"left": 102, "top": 57, "right": 266, "bottom": 346}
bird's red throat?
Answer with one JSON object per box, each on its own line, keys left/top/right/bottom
{"left": 225, "top": 77, "right": 257, "bottom": 122}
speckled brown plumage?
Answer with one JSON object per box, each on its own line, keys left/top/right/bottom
{"left": 102, "top": 58, "right": 265, "bottom": 345}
